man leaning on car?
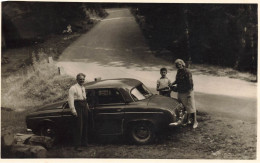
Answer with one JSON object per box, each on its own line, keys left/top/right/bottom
{"left": 68, "top": 73, "right": 89, "bottom": 151}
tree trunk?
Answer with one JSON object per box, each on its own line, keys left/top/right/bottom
{"left": 183, "top": 5, "right": 192, "bottom": 67}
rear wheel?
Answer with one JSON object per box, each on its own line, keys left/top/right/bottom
{"left": 128, "top": 122, "right": 154, "bottom": 144}
{"left": 39, "top": 123, "right": 57, "bottom": 140}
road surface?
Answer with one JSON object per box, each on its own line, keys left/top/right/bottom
{"left": 58, "top": 8, "right": 257, "bottom": 123}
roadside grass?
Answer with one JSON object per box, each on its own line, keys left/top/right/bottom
{"left": 1, "top": 109, "right": 31, "bottom": 134}
{"left": 191, "top": 64, "right": 257, "bottom": 82}
{"left": 1, "top": 54, "right": 75, "bottom": 134}
{"left": 1, "top": 56, "right": 75, "bottom": 110}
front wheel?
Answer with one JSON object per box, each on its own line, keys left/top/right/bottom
{"left": 128, "top": 122, "right": 155, "bottom": 145}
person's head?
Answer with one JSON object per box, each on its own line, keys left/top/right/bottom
{"left": 174, "top": 59, "right": 186, "bottom": 69}
{"left": 160, "top": 67, "right": 168, "bottom": 77}
{"left": 76, "top": 73, "right": 86, "bottom": 86}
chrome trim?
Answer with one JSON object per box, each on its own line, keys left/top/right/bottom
{"left": 97, "top": 113, "right": 124, "bottom": 115}
{"left": 169, "top": 120, "right": 182, "bottom": 127}
{"left": 125, "top": 112, "right": 164, "bottom": 114}
{"left": 62, "top": 115, "right": 73, "bottom": 117}
{"left": 28, "top": 115, "right": 62, "bottom": 119}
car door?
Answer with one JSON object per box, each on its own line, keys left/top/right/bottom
{"left": 61, "top": 102, "right": 75, "bottom": 135}
{"left": 90, "top": 88, "right": 125, "bottom": 135}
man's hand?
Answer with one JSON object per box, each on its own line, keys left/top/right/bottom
{"left": 71, "top": 108, "right": 77, "bottom": 117}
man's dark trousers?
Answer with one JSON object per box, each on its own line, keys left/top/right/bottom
{"left": 73, "top": 100, "right": 89, "bottom": 147}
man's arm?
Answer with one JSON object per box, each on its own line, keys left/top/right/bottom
{"left": 68, "top": 87, "right": 77, "bottom": 116}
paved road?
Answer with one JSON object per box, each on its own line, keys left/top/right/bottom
{"left": 59, "top": 8, "right": 169, "bottom": 68}
{"left": 58, "top": 8, "right": 257, "bottom": 123}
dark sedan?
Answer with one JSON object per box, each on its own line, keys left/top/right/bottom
{"left": 26, "top": 78, "right": 186, "bottom": 144}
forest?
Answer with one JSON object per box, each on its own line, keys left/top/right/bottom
{"left": 2, "top": 2, "right": 107, "bottom": 47}
{"left": 132, "top": 4, "right": 258, "bottom": 74}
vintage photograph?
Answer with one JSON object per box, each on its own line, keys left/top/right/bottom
{"left": 1, "top": 1, "right": 257, "bottom": 159}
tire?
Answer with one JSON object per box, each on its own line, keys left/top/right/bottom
{"left": 39, "top": 123, "right": 57, "bottom": 140}
{"left": 128, "top": 122, "right": 155, "bottom": 145}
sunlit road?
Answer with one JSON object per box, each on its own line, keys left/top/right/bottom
{"left": 58, "top": 8, "right": 257, "bottom": 123}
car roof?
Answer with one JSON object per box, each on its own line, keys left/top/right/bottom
{"left": 84, "top": 78, "right": 142, "bottom": 89}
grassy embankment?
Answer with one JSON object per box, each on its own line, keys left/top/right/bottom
{"left": 1, "top": 53, "right": 75, "bottom": 134}
{"left": 1, "top": 33, "right": 84, "bottom": 133}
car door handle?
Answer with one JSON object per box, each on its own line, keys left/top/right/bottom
{"left": 116, "top": 109, "right": 122, "bottom": 111}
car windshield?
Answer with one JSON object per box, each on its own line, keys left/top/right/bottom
{"left": 130, "top": 83, "right": 153, "bottom": 101}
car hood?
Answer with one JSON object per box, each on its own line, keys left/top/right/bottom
{"left": 147, "top": 95, "right": 180, "bottom": 112}
{"left": 36, "top": 100, "right": 66, "bottom": 111}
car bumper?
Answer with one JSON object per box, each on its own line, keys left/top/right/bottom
{"left": 169, "top": 120, "right": 182, "bottom": 127}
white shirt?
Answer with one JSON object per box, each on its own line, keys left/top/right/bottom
{"left": 157, "top": 77, "right": 171, "bottom": 91}
{"left": 68, "top": 83, "right": 87, "bottom": 111}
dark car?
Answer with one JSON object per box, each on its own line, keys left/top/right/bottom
{"left": 26, "top": 78, "right": 186, "bottom": 144}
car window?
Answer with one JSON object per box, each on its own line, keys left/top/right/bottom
{"left": 87, "top": 89, "right": 97, "bottom": 107}
{"left": 131, "top": 88, "right": 146, "bottom": 101}
{"left": 131, "top": 84, "right": 153, "bottom": 101}
{"left": 96, "top": 88, "right": 124, "bottom": 105}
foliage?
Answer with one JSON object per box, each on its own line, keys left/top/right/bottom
{"left": 132, "top": 4, "right": 257, "bottom": 74}
{"left": 1, "top": 53, "right": 75, "bottom": 110}
{"left": 2, "top": 2, "right": 108, "bottom": 47}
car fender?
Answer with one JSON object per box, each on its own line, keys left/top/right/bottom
{"left": 124, "top": 119, "right": 155, "bottom": 132}
{"left": 37, "top": 119, "right": 56, "bottom": 129}
{"left": 124, "top": 116, "right": 167, "bottom": 133}
{"left": 27, "top": 118, "right": 56, "bottom": 135}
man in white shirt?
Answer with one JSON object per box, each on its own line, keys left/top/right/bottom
{"left": 68, "top": 73, "right": 89, "bottom": 150}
